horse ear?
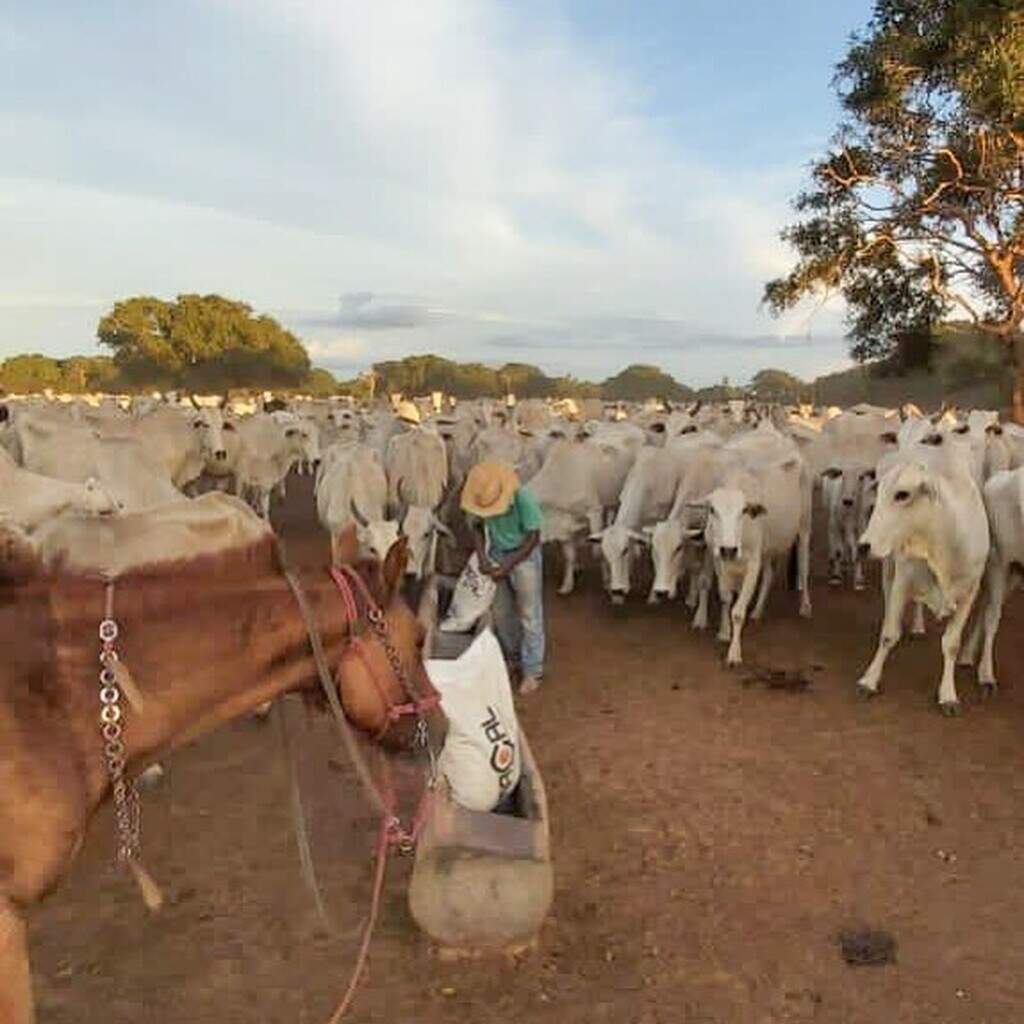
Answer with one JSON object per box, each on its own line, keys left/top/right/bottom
{"left": 332, "top": 523, "right": 360, "bottom": 566}
{"left": 382, "top": 535, "right": 410, "bottom": 600}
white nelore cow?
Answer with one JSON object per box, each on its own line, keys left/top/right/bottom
{"left": 235, "top": 414, "right": 318, "bottom": 519}
{"left": 955, "top": 466, "right": 1024, "bottom": 694}
{"left": 531, "top": 424, "right": 644, "bottom": 594}
{"left": 691, "top": 432, "right": 812, "bottom": 666}
{"left": 855, "top": 440, "right": 990, "bottom": 712}
{"left": 646, "top": 435, "right": 724, "bottom": 624}
{"left": 316, "top": 442, "right": 399, "bottom": 565}
{"left": 385, "top": 427, "right": 450, "bottom": 578}
{"left": 0, "top": 447, "right": 119, "bottom": 529}
{"left": 13, "top": 411, "right": 182, "bottom": 511}
{"left": 590, "top": 437, "right": 708, "bottom": 604}
{"left": 815, "top": 409, "right": 899, "bottom": 588}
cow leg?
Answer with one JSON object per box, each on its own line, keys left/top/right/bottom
{"left": 977, "top": 562, "right": 1008, "bottom": 692}
{"left": 797, "top": 524, "right": 812, "bottom": 617}
{"left": 587, "top": 508, "right": 604, "bottom": 535}
{"left": 715, "top": 571, "right": 733, "bottom": 642}
{"left": 936, "top": 583, "right": 979, "bottom": 712}
{"left": 827, "top": 510, "right": 843, "bottom": 585}
{"left": 691, "top": 563, "right": 711, "bottom": 630}
{"left": 0, "top": 897, "right": 32, "bottom": 1024}
{"left": 684, "top": 572, "right": 699, "bottom": 610}
{"left": 856, "top": 560, "right": 911, "bottom": 696}
{"left": 751, "top": 560, "right": 774, "bottom": 621}
{"left": 557, "top": 539, "right": 577, "bottom": 595}
{"left": 910, "top": 601, "right": 926, "bottom": 636}
{"left": 260, "top": 490, "right": 271, "bottom": 520}
{"left": 726, "top": 561, "right": 761, "bottom": 666}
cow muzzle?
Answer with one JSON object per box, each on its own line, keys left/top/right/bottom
{"left": 719, "top": 546, "right": 738, "bottom": 561}
{"left": 214, "top": 449, "right": 227, "bottom": 461}
{"left": 609, "top": 588, "right": 626, "bottom": 606}
{"left": 857, "top": 541, "right": 872, "bottom": 559}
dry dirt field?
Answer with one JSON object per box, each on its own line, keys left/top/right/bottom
{"left": 29, "top": 476, "right": 1024, "bottom": 1023}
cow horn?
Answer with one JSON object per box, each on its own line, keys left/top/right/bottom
{"left": 189, "top": 394, "right": 201, "bottom": 410}
{"left": 349, "top": 499, "right": 369, "bottom": 527}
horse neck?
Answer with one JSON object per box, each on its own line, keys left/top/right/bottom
{"left": 49, "top": 567, "right": 348, "bottom": 804}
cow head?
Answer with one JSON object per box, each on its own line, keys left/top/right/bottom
{"left": 648, "top": 520, "right": 687, "bottom": 602}
{"left": 400, "top": 504, "right": 455, "bottom": 580}
{"left": 695, "top": 487, "right": 766, "bottom": 563}
{"left": 589, "top": 523, "right": 648, "bottom": 603}
{"left": 858, "top": 461, "right": 936, "bottom": 561}
{"left": 347, "top": 499, "right": 401, "bottom": 562}
{"left": 190, "top": 404, "right": 230, "bottom": 465}
{"left": 284, "top": 422, "right": 321, "bottom": 467}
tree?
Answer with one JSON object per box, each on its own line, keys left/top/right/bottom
{"left": 750, "top": 368, "right": 807, "bottom": 403}
{"left": 0, "top": 354, "right": 63, "bottom": 393}
{"left": 764, "top": 1, "right": 1024, "bottom": 419}
{"left": 97, "top": 294, "right": 310, "bottom": 390}
{"left": 601, "top": 364, "right": 693, "bottom": 402}
{"left": 302, "top": 367, "right": 340, "bottom": 397}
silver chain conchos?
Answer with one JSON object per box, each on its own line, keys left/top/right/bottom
{"left": 98, "top": 583, "right": 142, "bottom": 865}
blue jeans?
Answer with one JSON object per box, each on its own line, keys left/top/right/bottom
{"left": 490, "top": 545, "right": 545, "bottom": 679}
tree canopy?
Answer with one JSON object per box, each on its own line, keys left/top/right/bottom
{"left": 764, "top": 0, "right": 1024, "bottom": 415}
{"left": 600, "top": 364, "right": 694, "bottom": 402}
{"left": 749, "top": 368, "right": 808, "bottom": 403}
{"left": 0, "top": 354, "right": 119, "bottom": 394}
{"left": 97, "top": 294, "right": 311, "bottom": 390}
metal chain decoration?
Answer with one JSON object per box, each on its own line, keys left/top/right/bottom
{"left": 98, "top": 581, "right": 142, "bottom": 866}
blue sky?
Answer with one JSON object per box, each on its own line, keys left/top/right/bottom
{"left": 1, "top": 1, "right": 873, "bottom": 386}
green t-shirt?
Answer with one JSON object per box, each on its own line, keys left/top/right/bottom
{"left": 482, "top": 487, "right": 544, "bottom": 555}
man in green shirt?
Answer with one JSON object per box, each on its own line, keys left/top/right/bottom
{"left": 461, "top": 461, "right": 546, "bottom": 694}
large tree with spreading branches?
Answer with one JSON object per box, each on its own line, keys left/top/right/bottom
{"left": 764, "top": 0, "right": 1024, "bottom": 418}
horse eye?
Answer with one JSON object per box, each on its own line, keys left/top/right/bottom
{"left": 894, "top": 489, "right": 911, "bottom": 502}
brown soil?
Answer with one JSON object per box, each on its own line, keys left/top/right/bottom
{"left": 29, "top": 476, "right": 1024, "bottom": 1023}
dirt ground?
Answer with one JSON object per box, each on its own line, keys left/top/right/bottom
{"left": 29, "top": 476, "right": 1024, "bottom": 1023}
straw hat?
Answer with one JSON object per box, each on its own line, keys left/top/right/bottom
{"left": 395, "top": 400, "right": 421, "bottom": 425}
{"left": 461, "top": 461, "right": 519, "bottom": 518}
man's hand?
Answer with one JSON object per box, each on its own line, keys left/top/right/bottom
{"left": 482, "top": 559, "right": 509, "bottom": 580}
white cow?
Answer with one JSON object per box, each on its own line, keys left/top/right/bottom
{"left": 0, "top": 447, "right": 119, "bottom": 528}
{"left": 646, "top": 436, "right": 724, "bottom": 624}
{"left": 956, "top": 467, "right": 1024, "bottom": 694}
{"left": 590, "top": 440, "right": 700, "bottom": 604}
{"left": 530, "top": 424, "right": 644, "bottom": 595}
{"left": 855, "top": 442, "right": 989, "bottom": 712}
{"left": 316, "top": 443, "right": 399, "bottom": 565}
{"left": 691, "top": 435, "right": 812, "bottom": 666}
{"left": 13, "top": 412, "right": 182, "bottom": 511}
{"left": 235, "top": 414, "right": 317, "bottom": 519}
{"left": 385, "top": 427, "right": 450, "bottom": 578}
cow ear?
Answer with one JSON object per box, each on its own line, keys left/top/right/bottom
{"left": 821, "top": 466, "right": 842, "bottom": 479}
{"left": 744, "top": 502, "right": 767, "bottom": 518}
{"left": 382, "top": 535, "right": 410, "bottom": 601}
{"left": 879, "top": 431, "right": 898, "bottom": 445}
{"left": 587, "top": 531, "right": 604, "bottom": 544}
{"left": 332, "top": 523, "right": 360, "bottom": 566}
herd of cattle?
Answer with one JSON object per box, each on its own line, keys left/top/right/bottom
{"left": 3, "top": 390, "right": 1024, "bottom": 713}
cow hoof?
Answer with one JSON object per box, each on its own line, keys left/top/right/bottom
{"left": 938, "top": 700, "right": 962, "bottom": 717}
{"left": 978, "top": 681, "right": 998, "bottom": 701}
{"left": 799, "top": 602, "right": 812, "bottom": 619}
{"left": 855, "top": 682, "right": 879, "bottom": 701}
{"left": 828, "top": 575, "right": 842, "bottom": 587}
{"left": 557, "top": 586, "right": 573, "bottom": 597}
{"left": 853, "top": 581, "right": 866, "bottom": 592}
{"left": 692, "top": 616, "right": 708, "bottom": 631}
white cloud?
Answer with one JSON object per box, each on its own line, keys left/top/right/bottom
{"left": 2, "top": 0, "right": 846, "bottom": 382}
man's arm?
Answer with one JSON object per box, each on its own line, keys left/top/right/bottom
{"left": 487, "top": 530, "right": 540, "bottom": 579}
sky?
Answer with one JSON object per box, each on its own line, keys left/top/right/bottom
{"left": 1, "top": 0, "right": 875, "bottom": 387}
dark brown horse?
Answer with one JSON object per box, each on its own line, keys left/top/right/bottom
{"left": 0, "top": 522, "right": 440, "bottom": 1024}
